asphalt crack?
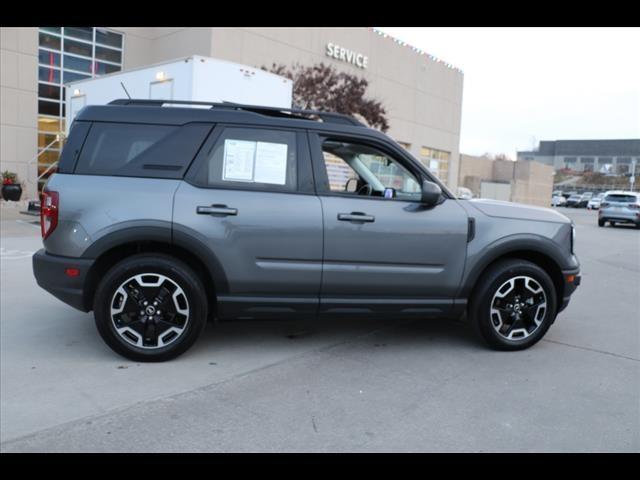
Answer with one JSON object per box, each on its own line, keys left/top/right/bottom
{"left": 542, "top": 338, "right": 639, "bottom": 362}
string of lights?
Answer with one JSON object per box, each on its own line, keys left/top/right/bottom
{"left": 370, "top": 28, "right": 463, "bottom": 73}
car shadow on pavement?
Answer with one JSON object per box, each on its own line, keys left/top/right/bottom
{"left": 36, "top": 310, "right": 481, "bottom": 364}
{"left": 189, "top": 315, "right": 481, "bottom": 356}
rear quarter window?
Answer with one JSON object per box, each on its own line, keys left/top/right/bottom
{"left": 75, "top": 122, "right": 212, "bottom": 178}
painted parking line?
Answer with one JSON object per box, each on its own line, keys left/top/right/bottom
{"left": 0, "top": 247, "right": 36, "bottom": 260}
{"left": 15, "top": 219, "right": 41, "bottom": 229}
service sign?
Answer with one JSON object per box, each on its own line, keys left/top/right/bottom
{"left": 326, "top": 43, "right": 369, "bottom": 69}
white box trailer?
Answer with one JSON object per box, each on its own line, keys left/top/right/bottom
{"left": 64, "top": 55, "right": 293, "bottom": 135}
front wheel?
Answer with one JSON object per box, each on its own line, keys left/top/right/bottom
{"left": 598, "top": 218, "right": 605, "bottom": 227}
{"left": 93, "top": 253, "right": 208, "bottom": 362}
{"left": 469, "top": 259, "right": 557, "bottom": 350}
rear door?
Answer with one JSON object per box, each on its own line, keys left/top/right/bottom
{"left": 309, "top": 131, "right": 469, "bottom": 317}
{"left": 173, "top": 125, "right": 322, "bottom": 320}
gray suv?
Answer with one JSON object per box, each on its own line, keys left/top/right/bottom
{"left": 33, "top": 99, "right": 581, "bottom": 361}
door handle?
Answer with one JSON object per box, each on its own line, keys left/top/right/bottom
{"left": 197, "top": 205, "right": 238, "bottom": 216}
{"left": 337, "top": 212, "right": 375, "bottom": 223}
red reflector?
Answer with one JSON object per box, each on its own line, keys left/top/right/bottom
{"left": 565, "top": 274, "right": 575, "bottom": 283}
{"left": 65, "top": 268, "right": 80, "bottom": 277}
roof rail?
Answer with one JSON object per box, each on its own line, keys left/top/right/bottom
{"left": 107, "top": 99, "right": 365, "bottom": 127}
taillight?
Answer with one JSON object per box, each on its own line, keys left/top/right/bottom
{"left": 40, "top": 190, "right": 59, "bottom": 240}
{"left": 628, "top": 204, "right": 640, "bottom": 210}
{"left": 600, "top": 202, "right": 609, "bottom": 208}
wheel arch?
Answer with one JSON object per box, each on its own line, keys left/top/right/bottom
{"left": 82, "top": 226, "right": 228, "bottom": 313}
{"left": 461, "top": 237, "right": 568, "bottom": 314}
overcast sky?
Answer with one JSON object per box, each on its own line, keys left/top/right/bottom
{"left": 377, "top": 27, "right": 640, "bottom": 158}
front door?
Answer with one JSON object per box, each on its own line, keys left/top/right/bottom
{"left": 310, "top": 133, "right": 469, "bottom": 317}
{"left": 173, "top": 125, "right": 322, "bottom": 320}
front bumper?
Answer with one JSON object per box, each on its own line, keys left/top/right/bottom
{"left": 32, "top": 249, "right": 95, "bottom": 312}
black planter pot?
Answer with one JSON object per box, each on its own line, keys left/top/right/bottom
{"left": 1, "top": 184, "right": 22, "bottom": 201}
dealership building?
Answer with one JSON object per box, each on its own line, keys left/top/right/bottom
{"left": 1, "top": 27, "right": 464, "bottom": 199}
{"left": 517, "top": 139, "right": 640, "bottom": 174}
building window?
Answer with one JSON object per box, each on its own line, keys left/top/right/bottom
{"left": 419, "top": 146, "right": 450, "bottom": 184}
{"left": 581, "top": 157, "right": 594, "bottom": 172}
{"left": 616, "top": 164, "right": 630, "bottom": 174}
{"left": 397, "top": 142, "right": 411, "bottom": 151}
{"left": 597, "top": 157, "right": 613, "bottom": 174}
{"left": 564, "top": 157, "right": 577, "bottom": 168}
{"left": 37, "top": 27, "right": 124, "bottom": 190}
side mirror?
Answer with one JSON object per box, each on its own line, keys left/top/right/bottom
{"left": 421, "top": 180, "right": 442, "bottom": 207}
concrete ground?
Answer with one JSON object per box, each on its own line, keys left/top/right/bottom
{"left": 1, "top": 206, "right": 638, "bottom": 452}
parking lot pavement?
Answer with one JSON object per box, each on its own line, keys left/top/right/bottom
{"left": 1, "top": 208, "right": 638, "bottom": 452}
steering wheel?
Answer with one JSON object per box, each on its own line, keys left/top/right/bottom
{"left": 356, "top": 184, "right": 373, "bottom": 196}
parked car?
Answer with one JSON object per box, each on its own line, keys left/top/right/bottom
{"left": 587, "top": 193, "right": 605, "bottom": 210}
{"left": 598, "top": 191, "right": 640, "bottom": 228}
{"left": 33, "top": 99, "right": 581, "bottom": 361}
{"left": 574, "top": 192, "right": 593, "bottom": 208}
{"left": 552, "top": 194, "right": 567, "bottom": 207}
{"left": 456, "top": 187, "right": 473, "bottom": 200}
{"left": 565, "top": 194, "right": 583, "bottom": 208}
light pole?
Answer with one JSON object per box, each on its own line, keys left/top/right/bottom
{"left": 631, "top": 159, "right": 637, "bottom": 192}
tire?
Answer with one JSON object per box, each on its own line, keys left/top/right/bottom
{"left": 469, "top": 259, "right": 557, "bottom": 351}
{"left": 93, "top": 253, "right": 208, "bottom": 362}
{"left": 598, "top": 218, "right": 605, "bottom": 227}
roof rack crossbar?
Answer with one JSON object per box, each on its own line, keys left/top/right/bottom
{"left": 107, "top": 99, "right": 365, "bottom": 127}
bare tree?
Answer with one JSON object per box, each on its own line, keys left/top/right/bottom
{"left": 482, "top": 152, "right": 514, "bottom": 161}
{"left": 263, "top": 62, "right": 389, "bottom": 132}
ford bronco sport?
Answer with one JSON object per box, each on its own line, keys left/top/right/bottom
{"left": 33, "top": 99, "right": 581, "bottom": 361}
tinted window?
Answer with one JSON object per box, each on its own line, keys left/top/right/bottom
{"left": 75, "top": 123, "right": 212, "bottom": 178}
{"left": 605, "top": 194, "right": 638, "bottom": 203}
{"left": 194, "top": 127, "right": 297, "bottom": 191}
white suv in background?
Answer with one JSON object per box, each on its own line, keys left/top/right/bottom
{"left": 598, "top": 191, "right": 640, "bottom": 228}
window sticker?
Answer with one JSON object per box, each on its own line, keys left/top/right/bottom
{"left": 254, "top": 142, "right": 288, "bottom": 185}
{"left": 222, "top": 139, "right": 289, "bottom": 185}
{"left": 223, "top": 139, "right": 256, "bottom": 182}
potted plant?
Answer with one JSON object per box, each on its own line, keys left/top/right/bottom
{"left": 1, "top": 170, "right": 23, "bottom": 201}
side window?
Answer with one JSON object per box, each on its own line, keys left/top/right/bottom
{"left": 321, "top": 139, "right": 422, "bottom": 201}
{"left": 77, "top": 123, "right": 175, "bottom": 174}
{"left": 75, "top": 122, "right": 212, "bottom": 178}
{"left": 194, "top": 127, "right": 297, "bottom": 191}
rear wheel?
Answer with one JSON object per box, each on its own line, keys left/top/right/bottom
{"left": 469, "top": 259, "right": 557, "bottom": 351}
{"left": 94, "top": 253, "right": 208, "bottom": 362}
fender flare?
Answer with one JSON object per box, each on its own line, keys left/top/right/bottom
{"left": 82, "top": 221, "right": 229, "bottom": 295}
{"left": 457, "top": 233, "right": 571, "bottom": 300}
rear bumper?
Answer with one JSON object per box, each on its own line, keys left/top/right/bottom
{"left": 32, "top": 249, "right": 94, "bottom": 312}
{"left": 558, "top": 268, "right": 581, "bottom": 313}
{"left": 599, "top": 211, "right": 639, "bottom": 224}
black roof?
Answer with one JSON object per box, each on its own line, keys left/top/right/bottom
{"left": 75, "top": 99, "right": 382, "bottom": 139}
{"left": 519, "top": 139, "right": 640, "bottom": 157}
